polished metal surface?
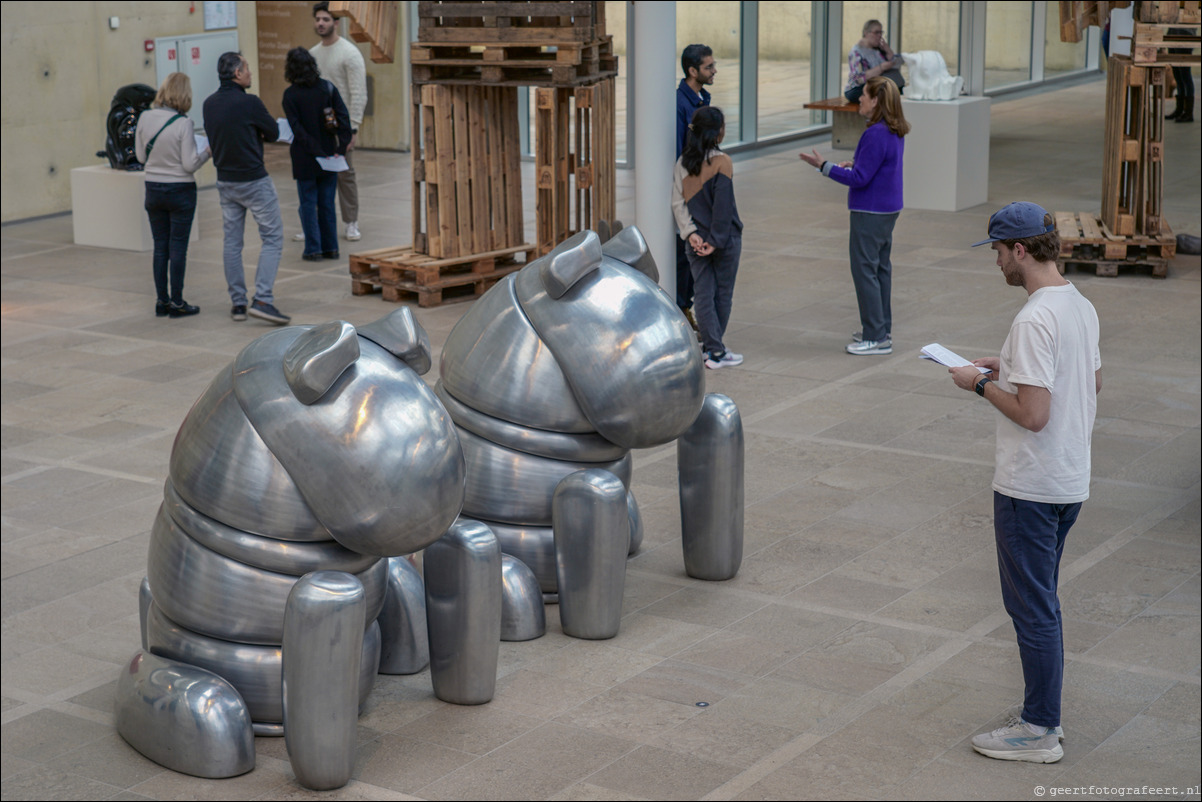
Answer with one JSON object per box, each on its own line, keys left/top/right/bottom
{"left": 459, "top": 426, "right": 632, "bottom": 525}
{"left": 435, "top": 381, "right": 625, "bottom": 463}
{"left": 378, "top": 556, "right": 429, "bottom": 675}
{"left": 282, "top": 321, "right": 361, "bottom": 405}
{"left": 600, "top": 223, "right": 659, "bottom": 283}
{"left": 514, "top": 232, "right": 705, "bottom": 450}
{"left": 439, "top": 273, "right": 594, "bottom": 434}
{"left": 282, "top": 571, "right": 365, "bottom": 791}
{"left": 148, "top": 509, "right": 386, "bottom": 644}
{"left": 146, "top": 602, "right": 379, "bottom": 725}
{"left": 500, "top": 555, "right": 546, "bottom": 641}
{"left": 356, "top": 306, "right": 433, "bottom": 375}
{"left": 115, "top": 650, "right": 255, "bottom": 778}
{"left": 425, "top": 520, "right": 502, "bottom": 705}
{"left": 139, "top": 576, "right": 152, "bottom": 652}
{"left": 553, "top": 470, "right": 630, "bottom": 640}
{"left": 233, "top": 329, "right": 465, "bottom": 557}
{"left": 164, "top": 482, "right": 376, "bottom": 576}
{"left": 627, "top": 490, "right": 644, "bottom": 556}
{"left": 678, "top": 393, "right": 744, "bottom": 581}
{"left": 171, "top": 366, "right": 330, "bottom": 541}
{"left": 537, "top": 231, "right": 604, "bottom": 299}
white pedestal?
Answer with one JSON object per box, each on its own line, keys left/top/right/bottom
{"left": 71, "top": 165, "right": 199, "bottom": 252}
{"left": 901, "top": 96, "right": 991, "bottom": 212}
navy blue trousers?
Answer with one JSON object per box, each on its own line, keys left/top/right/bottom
{"left": 994, "top": 492, "right": 1082, "bottom": 729}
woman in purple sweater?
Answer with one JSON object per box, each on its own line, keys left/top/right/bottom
{"left": 800, "top": 76, "right": 910, "bottom": 355}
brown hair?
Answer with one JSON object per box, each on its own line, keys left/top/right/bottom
{"left": 864, "top": 76, "right": 910, "bottom": 137}
{"left": 862, "top": 19, "right": 883, "bottom": 35}
{"left": 155, "top": 72, "right": 192, "bottom": 114}
{"left": 1001, "top": 213, "right": 1061, "bottom": 263}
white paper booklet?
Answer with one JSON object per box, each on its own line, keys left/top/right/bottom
{"left": 194, "top": 134, "right": 209, "bottom": 153}
{"left": 276, "top": 118, "right": 294, "bottom": 143}
{"left": 921, "top": 343, "right": 990, "bottom": 373}
{"left": 316, "top": 155, "right": 350, "bottom": 172}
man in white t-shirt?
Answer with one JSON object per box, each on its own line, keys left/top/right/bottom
{"left": 311, "top": 1, "right": 367, "bottom": 242}
{"left": 949, "top": 202, "right": 1101, "bottom": 765}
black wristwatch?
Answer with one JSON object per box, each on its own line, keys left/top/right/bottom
{"left": 974, "top": 375, "right": 992, "bottom": 397}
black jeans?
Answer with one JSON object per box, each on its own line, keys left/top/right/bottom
{"left": 144, "top": 182, "right": 198, "bottom": 305}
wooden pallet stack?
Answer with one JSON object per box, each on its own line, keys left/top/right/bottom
{"left": 534, "top": 81, "right": 616, "bottom": 254}
{"left": 1055, "top": 212, "right": 1175, "bottom": 277}
{"left": 328, "top": 1, "right": 400, "bottom": 63}
{"left": 351, "top": 1, "right": 618, "bottom": 305}
{"left": 1101, "top": 55, "right": 1167, "bottom": 239}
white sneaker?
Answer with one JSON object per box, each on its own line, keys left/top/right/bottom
{"left": 346, "top": 222, "right": 361, "bottom": 241}
{"left": 704, "top": 350, "right": 743, "bottom": 369}
{"left": 971, "top": 717, "right": 1063, "bottom": 763}
{"left": 845, "top": 339, "right": 892, "bottom": 355}
{"left": 292, "top": 233, "right": 306, "bottom": 242}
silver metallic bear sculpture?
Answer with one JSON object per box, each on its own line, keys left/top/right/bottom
{"left": 119, "top": 308, "right": 466, "bottom": 785}
{"left": 437, "top": 227, "right": 711, "bottom": 600}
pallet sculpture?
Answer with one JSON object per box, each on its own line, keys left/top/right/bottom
{"left": 1055, "top": 1, "right": 1197, "bottom": 276}
{"left": 351, "top": 0, "right": 619, "bottom": 305}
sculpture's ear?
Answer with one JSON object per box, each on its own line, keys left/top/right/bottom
{"left": 596, "top": 219, "right": 624, "bottom": 241}
{"left": 356, "top": 307, "right": 433, "bottom": 375}
{"left": 601, "top": 224, "right": 659, "bottom": 283}
{"left": 539, "top": 230, "right": 603, "bottom": 299}
{"left": 283, "top": 321, "right": 361, "bottom": 405}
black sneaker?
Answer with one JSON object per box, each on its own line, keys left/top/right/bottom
{"left": 302, "top": 252, "right": 324, "bottom": 262}
{"left": 168, "top": 301, "right": 200, "bottom": 318}
{"left": 249, "top": 299, "right": 291, "bottom": 325}
{"left": 323, "top": 250, "right": 340, "bottom": 259}
{"left": 156, "top": 301, "right": 170, "bottom": 318}
{"left": 231, "top": 305, "right": 248, "bottom": 322}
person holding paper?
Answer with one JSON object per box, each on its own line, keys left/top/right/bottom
{"left": 135, "top": 72, "right": 210, "bottom": 318}
{"left": 282, "top": 47, "right": 351, "bottom": 262}
{"left": 202, "top": 52, "right": 290, "bottom": 325}
{"left": 949, "top": 202, "right": 1101, "bottom": 765}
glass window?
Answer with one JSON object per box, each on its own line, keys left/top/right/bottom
{"left": 985, "top": 1, "right": 1033, "bottom": 90}
{"left": 1044, "top": 1, "right": 1087, "bottom": 78}
{"left": 757, "top": 1, "right": 815, "bottom": 138}
{"left": 677, "top": 1, "right": 741, "bottom": 143}
{"left": 898, "top": 1, "right": 960, "bottom": 73}
{"left": 842, "top": 1, "right": 890, "bottom": 94}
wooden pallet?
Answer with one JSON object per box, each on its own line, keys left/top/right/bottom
{"left": 1131, "top": 22, "right": 1202, "bottom": 65}
{"left": 411, "top": 37, "right": 617, "bottom": 86}
{"left": 417, "top": 1, "right": 605, "bottom": 44}
{"left": 329, "top": 1, "right": 399, "bottom": 63}
{"left": 534, "top": 78, "right": 616, "bottom": 255}
{"left": 1134, "top": 0, "right": 1201, "bottom": 23}
{"left": 1101, "top": 56, "right": 1167, "bottom": 237}
{"left": 1055, "top": 211, "right": 1174, "bottom": 277}
{"left": 411, "top": 84, "right": 524, "bottom": 259}
{"left": 349, "top": 243, "right": 536, "bottom": 306}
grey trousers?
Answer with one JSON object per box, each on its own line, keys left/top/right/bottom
{"left": 337, "top": 149, "right": 358, "bottom": 224}
{"left": 217, "top": 176, "right": 283, "bottom": 306}
{"left": 848, "top": 211, "right": 898, "bottom": 343}
{"left": 688, "top": 233, "right": 741, "bottom": 356}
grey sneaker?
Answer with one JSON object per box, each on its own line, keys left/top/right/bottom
{"left": 845, "top": 339, "right": 892, "bottom": 355}
{"left": 853, "top": 330, "right": 891, "bottom": 343}
{"left": 704, "top": 350, "right": 743, "bottom": 369}
{"left": 972, "top": 717, "right": 1063, "bottom": 763}
{"left": 1052, "top": 726, "right": 1064, "bottom": 741}
{"left": 248, "top": 300, "right": 291, "bottom": 326}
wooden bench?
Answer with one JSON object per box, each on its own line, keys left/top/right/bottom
{"left": 803, "top": 97, "right": 867, "bottom": 150}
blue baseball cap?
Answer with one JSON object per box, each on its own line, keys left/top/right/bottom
{"left": 971, "top": 202, "right": 1055, "bottom": 247}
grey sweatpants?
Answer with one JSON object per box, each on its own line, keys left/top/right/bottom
{"left": 688, "top": 233, "right": 741, "bottom": 357}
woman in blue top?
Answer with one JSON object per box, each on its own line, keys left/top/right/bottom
{"left": 800, "top": 76, "right": 909, "bottom": 355}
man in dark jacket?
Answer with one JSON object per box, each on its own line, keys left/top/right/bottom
{"left": 675, "top": 44, "right": 715, "bottom": 327}
{"left": 203, "top": 52, "right": 290, "bottom": 324}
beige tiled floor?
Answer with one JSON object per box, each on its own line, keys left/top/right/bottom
{"left": 2, "top": 76, "right": 1199, "bottom": 800}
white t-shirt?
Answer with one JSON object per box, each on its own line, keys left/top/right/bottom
{"left": 993, "top": 282, "right": 1101, "bottom": 504}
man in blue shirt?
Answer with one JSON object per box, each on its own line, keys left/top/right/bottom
{"left": 675, "top": 44, "right": 715, "bottom": 327}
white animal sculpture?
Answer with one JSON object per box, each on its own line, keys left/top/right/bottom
{"left": 902, "top": 50, "right": 964, "bottom": 100}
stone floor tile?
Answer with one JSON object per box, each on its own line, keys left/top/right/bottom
{"left": 352, "top": 733, "right": 476, "bottom": 795}
{"left": 395, "top": 705, "right": 542, "bottom": 756}
{"left": 585, "top": 744, "right": 741, "bottom": 801}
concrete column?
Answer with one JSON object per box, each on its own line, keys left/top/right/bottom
{"left": 632, "top": 0, "right": 677, "bottom": 299}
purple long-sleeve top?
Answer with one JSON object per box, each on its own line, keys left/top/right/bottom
{"left": 821, "top": 121, "right": 904, "bottom": 214}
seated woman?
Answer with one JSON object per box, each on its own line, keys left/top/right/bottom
{"left": 845, "top": 19, "right": 903, "bottom": 103}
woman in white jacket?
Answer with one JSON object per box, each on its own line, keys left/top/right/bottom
{"left": 135, "top": 72, "right": 211, "bottom": 318}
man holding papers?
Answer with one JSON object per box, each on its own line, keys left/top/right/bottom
{"left": 203, "top": 52, "right": 290, "bottom": 325}
{"left": 949, "top": 202, "right": 1101, "bottom": 764}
